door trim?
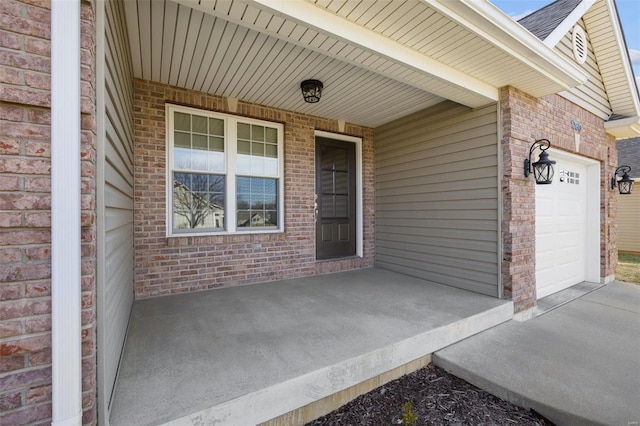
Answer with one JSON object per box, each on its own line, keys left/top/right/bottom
{"left": 315, "top": 130, "right": 363, "bottom": 258}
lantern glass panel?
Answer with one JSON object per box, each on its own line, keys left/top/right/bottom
{"left": 618, "top": 179, "right": 634, "bottom": 194}
{"left": 533, "top": 163, "right": 554, "bottom": 184}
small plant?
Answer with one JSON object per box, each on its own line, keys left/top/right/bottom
{"left": 401, "top": 399, "right": 418, "bottom": 426}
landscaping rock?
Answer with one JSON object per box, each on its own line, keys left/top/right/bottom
{"left": 307, "top": 365, "right": 552, "bottom": 426}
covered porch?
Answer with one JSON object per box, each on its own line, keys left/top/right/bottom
{"left": 96, "top": 0, "right": 586, "bottom": 423}
{"left": 109, "top": 268, "right": 512, "bottom": 425}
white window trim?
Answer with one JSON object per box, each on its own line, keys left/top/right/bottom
{"left": 314, "top": 130, "right": 364, "bottom": 258}
{"left": 166, "top": 104, "right": 284, "bottom": 237}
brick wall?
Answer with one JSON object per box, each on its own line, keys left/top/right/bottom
{"left": 0, "top": 0, "right": 98, "bottom": 424}
{"left": 500, "top": 86, "right": 617, "bottom": 312}
{"left": 134, "top": 79, "right": 375, "bottom": 298}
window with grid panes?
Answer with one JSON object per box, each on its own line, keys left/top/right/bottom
{"left": 167, "top": 104, "right": 283, "bottom": 235}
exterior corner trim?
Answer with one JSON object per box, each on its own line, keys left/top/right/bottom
{"left": 51, "top": 0, "right": 83, "bottom": 424}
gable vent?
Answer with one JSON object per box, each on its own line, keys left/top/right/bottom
{"left": 572, "top": 25, "right": 587, "bottom": 64}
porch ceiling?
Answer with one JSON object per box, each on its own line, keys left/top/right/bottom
{"left": 124, "top": 0, "right": 586, "bottom": 128}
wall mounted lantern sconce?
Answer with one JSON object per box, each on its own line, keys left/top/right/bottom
{"left": 611, "top": 165, "right": 634, "bottom": 194}
{"left": 524, "top": 139, "right": 556, "bottom": 184}
{"left": 300, "top": 79, "right": 323, "bottom": 103}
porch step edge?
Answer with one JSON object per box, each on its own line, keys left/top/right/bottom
{"left": 258, "top": 353, "right": 433, "bottom": 426}
{"left": 162, "top": 301, "right": 513, "bottom": 426}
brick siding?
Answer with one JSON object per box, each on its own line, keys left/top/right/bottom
{"left": 0, "top": 0, "right": 98, "bottom": 424}
{"left": 133, "top": 79, "right": 375, "bottom": 298}
{"left": 500, "top": 86, "right": 617, "bottom": 313}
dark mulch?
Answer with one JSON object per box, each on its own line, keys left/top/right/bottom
{"left": 307, "top": 365, "right": 553, "bottom": 426}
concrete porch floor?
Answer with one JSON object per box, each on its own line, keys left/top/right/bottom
{"left": 109, "top": 268, "right": 513, "bottom": 425}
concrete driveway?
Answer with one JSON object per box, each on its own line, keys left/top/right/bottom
{"left": 434, "top": 281, "right": 640, "bottom": 426}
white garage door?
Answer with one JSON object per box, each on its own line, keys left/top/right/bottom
{"left": 535, "top": 155, "right": 590, "bottom": 299}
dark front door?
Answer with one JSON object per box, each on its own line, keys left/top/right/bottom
{"left": 316, "top": 137, "right": 356, "bottom": 259}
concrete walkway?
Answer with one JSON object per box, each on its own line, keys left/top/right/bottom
{"left": 109, "top": 268, "right": 512, "bottom": 425}
{"left": 434, "top": 281, "right": 640, "bottom": 426}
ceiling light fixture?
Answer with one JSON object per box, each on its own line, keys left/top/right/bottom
{"left": 300, "top": 79, "right": 323, "bottom": 103}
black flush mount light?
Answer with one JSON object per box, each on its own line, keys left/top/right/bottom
{"left": 524, "top": 139, "right": 556, "bottom": 184}
{"left": 611, "top": 165, "right": 634, "bottom": 194}
{"left": 300, "top": 79, "right": 323, "bottom": 103}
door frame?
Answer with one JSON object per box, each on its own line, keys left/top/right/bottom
{"left": 314, "top": 130, "right": 363, "bottom": 258}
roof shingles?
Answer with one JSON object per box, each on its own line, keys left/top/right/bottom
{"left": 518, "top": 0, "right": 583, "bottom": 40}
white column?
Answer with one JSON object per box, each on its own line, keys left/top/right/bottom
{"left": 51, "top": 0, "right": 83, "bottom": 425}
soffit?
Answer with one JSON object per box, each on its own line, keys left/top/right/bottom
{"left": 305, "top": 0, "right": 568, "bottom": 96}
{"left": 124, "top": 0, "right": 584, "bottom": 127}
{"left": 124, "top": 0, "right": 448, "bottom": 127}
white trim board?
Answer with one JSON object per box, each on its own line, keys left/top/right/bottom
{"left": 544, "top": 0, "right": 597, "bottom": 48}
{"left": 51, "top": 0, "right": 83, "bottom": 424}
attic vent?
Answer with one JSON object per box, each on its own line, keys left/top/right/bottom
{"left": 572, "top": 25, "right": 587, "bottom": 64}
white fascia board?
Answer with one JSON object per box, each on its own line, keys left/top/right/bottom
{"left": 240, "top": 0, "right": 498, "bottom": 105}
{"left": 544, "top": 0, "right": 596, "bottom": 48}
{"left": 600, "top": 0, "right": 640, "bottom": 116}
{"left": 427, "top": 0, "right": 589, "bottom": 91}
{"left": 604, "top": 116, "right": 640, "bottom": 138}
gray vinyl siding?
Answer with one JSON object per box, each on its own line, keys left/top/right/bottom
{"left": 556, "top": 19, "right": 612, "bottom": 119}
{"left": 617, "top": 189, "right": 640, "bottom": 253}
{"left": 102, "top": 0, "right": 135, "bottom": 409}
{"left": 375, "top": 101, "right": 499, "bottom": 297}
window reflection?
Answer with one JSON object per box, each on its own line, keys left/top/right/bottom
{"left": 236, "top": 177, "right": 277, "bottom": 228}
{"left": 173, "top": 173, "right": 225, "bottom": 231}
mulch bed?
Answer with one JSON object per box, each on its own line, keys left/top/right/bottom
{"left": 307, "top": 365, "right": 553, "bottom": 426}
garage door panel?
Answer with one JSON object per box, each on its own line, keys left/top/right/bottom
{"left": 557, "top": 234, "right": 584, "bottom": 249}
{"left": 536, "top": 238, "right": 556, "bottom": 252}
{"left": 536, "top": 157, "right": 589, "bottom": 299}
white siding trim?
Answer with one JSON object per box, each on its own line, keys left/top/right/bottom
{"left": 582, "top": 0, "right": 640, "bottom": 119}
{"left": 604, "top": 116, "right": 640, "bottom": 138}
{"left": 51, "top": 0, "right": 82, "bottom": 424}
{"left": 543, "top": 0, "right": 596, "bottom": 48}
{"left": 428, "top": 0, "right": 589, "bottom": 90}
{"left": 315, "top": 130, "right": 364, "bottom": 258}
{"left": 600, "top": 0, "right": 640, "bottom": 115}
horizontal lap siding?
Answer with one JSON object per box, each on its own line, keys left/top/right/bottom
{"left": 618, "top": 191, "right": 640, "bottom": 253}
{"left": 557, "top": 19, "right": 612, "bottom": 119}
{"left": 375, "top": 101, "right": 499, "bottom": 296}
{"left": 103, "top": 0, "right": 135, "bottom": 410}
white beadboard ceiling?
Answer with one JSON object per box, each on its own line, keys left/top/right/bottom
{"left": 124, "top": 0, "right": 583, "bottom": 128}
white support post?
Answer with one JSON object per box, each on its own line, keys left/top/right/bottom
{"left": 51, "top": 0, "right": 83, "bottom": 425}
